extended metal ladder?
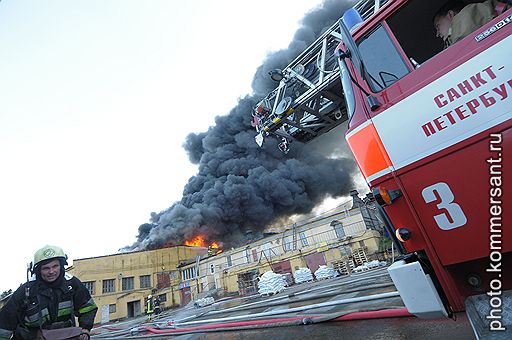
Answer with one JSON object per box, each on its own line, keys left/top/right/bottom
{"left": 251, "top": 0, "right": 387, "bottom": 152}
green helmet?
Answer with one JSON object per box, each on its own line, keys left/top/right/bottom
{"left": 33, "top": 245, "right": 68, "bottom": 269}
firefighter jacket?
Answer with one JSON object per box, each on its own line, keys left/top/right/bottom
{"left": 0, "top": 273, "right": 97, "bottom": 340}
{"left": 448, "top": 0, "right": 496, "bottom": 45}
{"left": 146, "top": 297, "right": 154, "bottom": 314}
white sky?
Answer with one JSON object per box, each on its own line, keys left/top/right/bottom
{"left": 0, "top": 0, "right": 337, "bottom": 293}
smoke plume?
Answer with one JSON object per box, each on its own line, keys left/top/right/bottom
{"left": 132, "top": 0, "right": 357, "bottom": 250}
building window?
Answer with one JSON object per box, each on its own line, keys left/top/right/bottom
{"left": 245, "top": 249, "right": 251, "bottom": 263}
{"left": 169, "top": 271, "right": 177, "bottom": 280}
{"left": 210, "top": 264, "right": 215, "bottom": 274}
{"left": 331, "top": 220, "right": 345, "bottom": 239}
{"left": 140, "top": 275, "right": 151, "bottom": 289}
{"left": 284, "top": 237, "right": 291, "bottom": 252}
{"left": 182, "top": 267, "right": 197, "bottom": 281}
{"left": 156, "top": 272, "right": 170, "bottom": 290}
{"left": 300, "top": 232, "right": 309, "bottom": 247}
{"left": 83, "top": 281, "right": 95, "bottom": 295}
{"left": 158, "top": 293, "right": 167, "bottom": 302}
{"left": 122, "top": 277, "right": 134, "bottom": 291}
{"left": 102, "top": 279, "right": 115, "bottom": 294}
{"left": 262, "top": 243, "right": 271, "bottom": 259}
{"left": 359, "top": 240, "right": 365, "bottom": 248}
{"left": 252, "top": 249, "right": 258, "bottom": 262}
{"left": 109, "top": 304, "right": 116, "bottom": 313}
{"left": 227, "top": 255, "right": 232, "bottom": 267}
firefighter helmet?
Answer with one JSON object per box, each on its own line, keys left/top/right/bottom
{"left": 33, "top": 245, "right": 68, "bottom": 269}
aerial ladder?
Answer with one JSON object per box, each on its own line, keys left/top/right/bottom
{"left": 251, "top": 0, "right": 387, "bottom": 153}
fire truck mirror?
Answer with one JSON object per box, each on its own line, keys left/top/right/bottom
{"left": 338, "top": 57, "right": 355, "bottom": 118}
{"left": 338, "top": 17, "right": 364, "bottom": 78}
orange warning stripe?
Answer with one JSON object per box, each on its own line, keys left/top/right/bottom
{"left": 346, "top": 121, "right": 393, "bottom": 182}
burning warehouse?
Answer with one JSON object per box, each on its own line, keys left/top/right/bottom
{"left": 176, "top": 192, "right": 386, "bottom": 303}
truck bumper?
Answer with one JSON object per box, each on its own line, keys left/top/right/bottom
{"left": 388, "top": 260, "right": 448, "bottom": 319}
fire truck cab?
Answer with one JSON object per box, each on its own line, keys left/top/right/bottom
{"left": 337, "top": 0, "right": 511, "bottom": 337}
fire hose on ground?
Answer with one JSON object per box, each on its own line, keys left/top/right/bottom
{"left": 170, "top": 291, "right": 401, "bottom": 327}
{"left": 95, "top": 308, "right": 411, "bottom": 339}
{"left": 204, "top": 282, "right": 396, "bottom": 317}
{"left": 194, "top": 269, "right": 392, "bottom": 319}
{"left": 106, "top": 272, "right": 392, "bottom": 332}
{"left": 91, "top": 291, "right": 410, "bottom": 338}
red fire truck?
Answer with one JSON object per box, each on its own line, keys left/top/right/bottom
{"left": 337, "top": 0, "right": 511, "bottom": 337}
{"left": 251, "top": 0, "right": 510, "bottom": 337}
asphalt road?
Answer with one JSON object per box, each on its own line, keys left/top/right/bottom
{"left": 172, "top": 313, "right": 475, "bottom": 340}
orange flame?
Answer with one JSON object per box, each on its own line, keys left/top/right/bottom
{"left": 184, "top": 235, "right": 207, "bottom": 247}
{"left": 184, "top": 235, "right": 222, "bottom": 250}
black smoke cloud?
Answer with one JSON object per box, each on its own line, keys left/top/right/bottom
{"left": 132, "top": 0, "right": 357, "bottom": 250}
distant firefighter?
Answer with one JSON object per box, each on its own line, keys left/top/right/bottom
{"left": 146, "top": 295, "right": 154, "bottom": 320}
{"left": 154, "top": 296, "right": 161, "bottom": 315}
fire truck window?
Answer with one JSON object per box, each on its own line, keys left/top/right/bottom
{"left": 358, "top": 25, "right": 410, "bottom": 92}
{"left": 386, "top": 0, "right": 447, "bottom": 64}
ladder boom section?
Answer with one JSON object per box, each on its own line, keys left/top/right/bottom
{"left": 251, "top": 0, "right": 387, "bottom": 152}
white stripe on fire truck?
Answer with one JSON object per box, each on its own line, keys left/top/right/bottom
{"left": 366, "top": 166, "right": 394, "bottom": 183}
{"left": 345, "top": 119, "right": 371, "bottom": 140}
{"left": 372, "top": 35, "right": 512, "bottom": 172}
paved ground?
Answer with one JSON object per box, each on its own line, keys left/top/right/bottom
{"left": 91, "top": 268, "right": 476, "bottom": 339}
{"left": 175, "top": 267, "right": 403, "bottom": 323}
{"left": 171, "top": 314, "right": 475, "bottom": 340}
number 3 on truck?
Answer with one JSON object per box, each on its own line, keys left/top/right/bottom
{"left": 422, "top": 182, "right": 467, "bottom": 230}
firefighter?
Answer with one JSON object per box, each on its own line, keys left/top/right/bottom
{"left": 146, "top": 295, "right": 154, "bottom": 320}
{"left": 0, "top": 245, "right": 98, "bottom": 340}
{"left": 433, "top": 0, "right": 496, "bottom": 47}
{"left": 154, "top": 296, "right": 161, "bottom": 315}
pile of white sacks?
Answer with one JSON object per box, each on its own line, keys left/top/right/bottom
{"left": 194, "top": 296, "right": 215, "bottom": 308}
{"left": 314, "top": 265, "right": 337, "bottom": 280}
{"left": 367, "top": 260, "right": 381, "bottom": 269}
{"left": 354, "top": 260, "right": 387, "bottom": 272}
{"left": 258, "top": 271, "right": 286, "bottom": 295}
{"left": 293, "top": 267, "right": 314, "bottom": 284}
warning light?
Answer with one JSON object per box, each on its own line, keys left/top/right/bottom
{"left": 395, "top": 228, "right": 411, "bottom": 242}
{"left": 373, "top": 187, "right": 402, "bottom": 206}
